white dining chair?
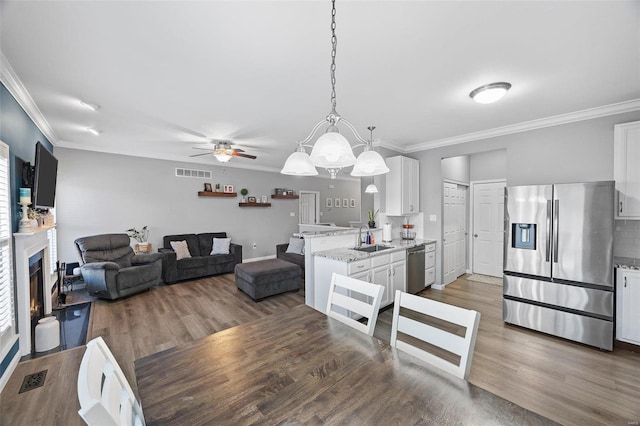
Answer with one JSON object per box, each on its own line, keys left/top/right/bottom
{"left": 390, "top": 290, "right": 481, "bottom": 380}
{"left": 326, "top": 273, "right": 385, "bottom": 336}
{"left": 77, "top": 336, "right": 145, "bottom": 426}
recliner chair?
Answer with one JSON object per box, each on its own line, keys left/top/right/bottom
{"left": 74, "top": 233, "right": 163, "bottom": 300}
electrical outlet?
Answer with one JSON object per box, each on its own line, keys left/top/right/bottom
{"left": 290, "top": 212, "right": 295, "bottom": 217}
{"left": 252, "top": 242, "right": 257, "bottom": 249}
{"left": 430, "top": 215, "right": 437, "bottom": 222}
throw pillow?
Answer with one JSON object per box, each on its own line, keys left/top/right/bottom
{"left": 211, "top": 237, "right": 231, "bottom": 255}
{"left": 285, "top": 237, "right": 305, "bottom": 255}
{"left": 170, "top": 240, "right": 192, "bottom": 260}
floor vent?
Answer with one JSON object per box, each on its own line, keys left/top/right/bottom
{"left": 175, "top": 168, "right": 212, "bottom": 179}
{"left": 19, "top": 370, "right": 47, "bottom": 393}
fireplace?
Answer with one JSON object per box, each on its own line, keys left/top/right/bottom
{"left": 14, "top": 227, "right": 54, "bottom": 356}
{"left": 28, "top": 252, "right": 45, "bottom": 353}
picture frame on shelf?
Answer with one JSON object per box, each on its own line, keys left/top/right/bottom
{"left": 224, "top": 185, "right": 234, "bottom": 193}
{"left": 342, "top": 198, "right": 348, "bottom": 208}
{"left": 350, "top": 198, "right": 356, "bottom": 208}
{"left": 326, "top": 198, "right": 332, "bottom": 208}
{"left": 334, "top": 198, "right": 341, "bottom": 208}
{"left": 204, "top": 183, "right": 213, "bottom": 192}
{"left": 248, "top": 196, "right": 256, "bottom": 203}
{"left": 261, "top": 195, "right": 268, "bottom": 203}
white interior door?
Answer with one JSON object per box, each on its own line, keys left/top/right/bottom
{"left": 443, "top": 182, "right": 467, "bottom": 285}
{"left": 472, "top": 181, "right": 506, "bottom": 277}
{"left": 299, "top": 191, "right": 319, "bottom": 224}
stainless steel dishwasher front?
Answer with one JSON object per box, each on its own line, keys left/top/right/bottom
{"left": 407, "top": 245, "right": 426, "bottom": 294}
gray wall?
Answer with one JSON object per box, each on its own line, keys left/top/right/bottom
{"left": 470, "top": 149, "right": 506, "bottom": 182}
{"left": 55, "top": 148, "right": 361, "bottom": 263}
{"left": 413, "top": 111, "right": 640, "bottom": 285}
{"left": 441, "top": 155, "right": 470, "bottom": 183}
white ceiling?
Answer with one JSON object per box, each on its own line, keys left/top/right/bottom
{"left": 1, "top": 1, "right": 639, "bottom": 174}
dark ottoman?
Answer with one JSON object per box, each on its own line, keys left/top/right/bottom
{"left": 235, "top": 259, "right": 301, "bottom": 301}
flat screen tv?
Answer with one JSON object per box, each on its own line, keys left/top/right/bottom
{"left": 33, "top": 142, "right": 58, "bottom": 208}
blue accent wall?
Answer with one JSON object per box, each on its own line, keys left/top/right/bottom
{"left": 0, "top": 81, "right": 53, "bottom": 384}
{"left": 0, "top": 82, "right": 53, "bottom": 232}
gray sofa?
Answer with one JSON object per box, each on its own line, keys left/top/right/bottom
{"left": 276, "top": 243, "right": 305, "bottom": 278}
{"left": 74, "top": 234, "right": 163, "bottom": 300}
{"left": 159, "top": 233, "right": 242, "bottom": 284}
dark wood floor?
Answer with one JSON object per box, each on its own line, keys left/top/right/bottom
{"left": 1, "top": 274, "right": 638, "bottom": 426}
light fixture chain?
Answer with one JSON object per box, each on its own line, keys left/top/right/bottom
{"left": 330, "top": 0, "right": 338, "bottom": 113}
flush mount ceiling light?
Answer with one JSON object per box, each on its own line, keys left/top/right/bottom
{"left": 469, "top": 82, "right": 512, "bottom": 104}
{"left": 87, "top": 128, "right": 102, "bottom": 136}
{"left": 281, "top": 0, "right": 389, "bottom": 180}
{"left": 79, "top": 100, "right": 101, "bottom": 111}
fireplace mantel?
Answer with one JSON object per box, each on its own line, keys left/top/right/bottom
{"left": 14, "top": 226, "right": 55, "bottom": 356}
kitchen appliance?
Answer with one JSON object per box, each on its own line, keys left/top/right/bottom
{"left": 407, "top": 245, "right": 426, "bottom": 294}
{"left": 503, "top": 181, "right": 615, "bottom": 350}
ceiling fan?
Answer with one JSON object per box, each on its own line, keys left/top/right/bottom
{"left": 190, "top": 140, "right": 257, "bottom": 163}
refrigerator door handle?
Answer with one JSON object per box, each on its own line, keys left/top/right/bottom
{"left": 546, "top": 200, "right": 552, "bottom": 262}
{"left": 553, "top": 200, "right": 559, "bottom": 263}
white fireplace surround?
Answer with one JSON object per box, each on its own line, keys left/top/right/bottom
{"left": 14, "top": 226, "right": 54, "bottom": 356}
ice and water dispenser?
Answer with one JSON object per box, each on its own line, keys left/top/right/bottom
{"left": 512, "top": 223, "right": 536, "bottom": 250}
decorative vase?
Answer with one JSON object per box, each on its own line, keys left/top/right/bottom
{"left": 368, "top": 221, "right": 376, "bottom": 229}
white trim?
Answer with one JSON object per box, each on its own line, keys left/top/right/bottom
{"left": 469, "top": 179, "right": 506, "bottom": 277}
{"left": 396, "top": 99, "right": 640, "bottom": 153}
{"left": 0, "top": 52, "right": 59, "bottom": 145}
{"left": 0, "top": 336, "right": 19, "bottom": 394}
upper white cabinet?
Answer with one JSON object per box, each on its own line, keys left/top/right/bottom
{"left": 386, "top": 156, "right": 419, "bottom": 216}
{"left": 616, "top": 268, "right": 640, "bottom": 345}
{"left": 614, "top": 121, "right": 640, "bottom": 219}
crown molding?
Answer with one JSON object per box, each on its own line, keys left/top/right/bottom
{"left": 54, "top": 141, "right": 360, "bottom": 181}
{"left": 0, "top": 51, "right": 59, "bottom": 145}
{"left": 401, "top": 99, "right": 640, "bottom": 153}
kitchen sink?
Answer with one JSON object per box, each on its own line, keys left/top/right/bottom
{"left": 352, "top": 244, "right": 393, "bottom": 253}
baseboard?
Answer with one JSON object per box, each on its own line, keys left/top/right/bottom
{"left": 243, "top": 255, "right": 276, "bottom": 263}
{"left": 431, "top": 283, "right": 446, "bottom": 291}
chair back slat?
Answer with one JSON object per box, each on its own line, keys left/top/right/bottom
{"left": 390, "top": 290, "right": 481, "bottom": 380}
{"left": 78, "top": 336, "right": 146, "bottom": 426}
{"left": 326, "top": 273, "right": 384, "bottom": 336}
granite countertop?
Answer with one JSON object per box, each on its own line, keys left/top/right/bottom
{"left": 314, "top": 238, "right": 436, "bottom": 262}
{"left": 615, "top": 257, "right": 640, "bottom": 271}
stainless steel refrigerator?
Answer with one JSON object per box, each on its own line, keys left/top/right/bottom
{"left": 503, "top": 181, "right": 615, "bottom": 350}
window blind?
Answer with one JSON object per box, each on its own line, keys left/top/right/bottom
{"left": 0, "top": 141, "right": 16, "bottom": 353}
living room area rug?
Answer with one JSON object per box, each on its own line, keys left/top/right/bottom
{"left": 466, "top": 274, "right": 503, "bottom": 286}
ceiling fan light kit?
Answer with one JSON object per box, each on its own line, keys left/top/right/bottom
{"left": 280, "top": 0, "right": 389, "bottom": 180}
{"left": 469, "top": 82, "right": 512, "bottom": 104}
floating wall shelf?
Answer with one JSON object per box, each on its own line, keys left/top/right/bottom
{"left": 239, "top": 202, "right": 271, "bottom": 207}
{"left": 198, "top": 191, "right": 237, "bottom": 197}
{"left": 272, "top": 194, "right": 299, "bottom": 199}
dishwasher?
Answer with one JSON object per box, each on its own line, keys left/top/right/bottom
{"left": 407, "top": 245, "right": 426, "bottom": 294}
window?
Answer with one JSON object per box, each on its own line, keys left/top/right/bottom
{"left": 0, "top": 141, "right": 16, "bottom": 356}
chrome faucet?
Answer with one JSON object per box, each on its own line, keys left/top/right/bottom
{"left": 357, "top": 224, "right": 370, "bottom": 248}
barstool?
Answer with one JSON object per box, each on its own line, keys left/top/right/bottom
{"left": 35, "top": 316, "right": 60, "bottom": 352}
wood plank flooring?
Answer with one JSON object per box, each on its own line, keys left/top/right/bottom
{"left": 1, "top": 274, "right": 638, "bottom": 426}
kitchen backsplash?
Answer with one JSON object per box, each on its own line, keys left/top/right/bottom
{"left": 614, "top": 220, "right": 640, "bottom": 260}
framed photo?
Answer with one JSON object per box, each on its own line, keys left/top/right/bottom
{"left": 204, "top": 183, "right": 213, "bottom": 192}
{"left": 223, "top": 185, "right": 234, "bottom": 193}
{"left": 334, "top": 198, "right": 341, "bottom": 208}
{"left": 326, "top": 198, "right": 332, "bottom": 208}
{"left": 261, "top": 195, "right": 268, "bottom": 203}
{"left": 350, "top": 198, "right": 356, "bottom": 208}
{"left": 343, "top": 198, "right": 348, "bottom": 208}
{"left": 248, "top": 196, "right": 256, "bottom": 203}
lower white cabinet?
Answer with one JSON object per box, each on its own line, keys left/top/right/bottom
{"left": 616, "top": 268, "right": 640, "bottom": 345}
{"left": 425, "top": 242, "right": 436, "bottom": 286}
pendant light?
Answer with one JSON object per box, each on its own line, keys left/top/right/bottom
{"left": 281, "top": 0, "right": 389, "bottom": 179}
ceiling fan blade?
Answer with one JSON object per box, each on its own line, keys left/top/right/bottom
{"left": 189, "top": 152, "right": 212, "bottom": 157}
{"left": 192, "top": 146, "right": 214, "bottom": 151}
{"left": 233, "top": 152, "right": 257, "bottom": 159}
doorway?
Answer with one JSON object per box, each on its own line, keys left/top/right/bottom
{"left": 442, "top": 181, "right": 467, "bottom": 286}
{"left": 299, "top": 191, "right": 320, "bottom": 224}
{"left": 471, "top": 180, "right": 506, "bottom": 278}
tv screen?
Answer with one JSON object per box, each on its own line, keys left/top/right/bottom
{"left": 33, "top": 142, "right": 58, "bottom": 208}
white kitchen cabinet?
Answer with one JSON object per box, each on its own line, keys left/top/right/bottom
{"left": 371, "top": 254, "right": 392, "bottom": 307}
{"left": 425, "top": 242, "right": 436, "bottom": 287}
{"left": 614, "top": 121, "right": 640, "bottom": 219}
{"left": 386, "top": 156, "right": 419, "bottom": 216}
{"left": 390, "top": 259, "right": 406, "bottom": 298}
{"left": 616, "top": 268, "right": 640, "bottom": 345}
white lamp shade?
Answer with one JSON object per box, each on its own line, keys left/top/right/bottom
{"left": 214, "top": 153, "right": 232, "bottom": 163}
{"left": 351, "top": 150, "right": 390, "bottom": 176}
{"left": 309, "top": 131, "right": 357, "bottom": 168}
{"left": 365, "top": 183, "right": 378, "bottom": 193}
{"left": 281, "top": 151, "right": 318, "bottom": 175}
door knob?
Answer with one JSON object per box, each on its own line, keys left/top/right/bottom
{"left": 474, "top": 234, "right": 478, "bottom": 237}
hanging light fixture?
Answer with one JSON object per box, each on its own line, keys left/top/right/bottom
{"left": 281, "top": 0, "right": 389, "bottom": 179}
{"left": 365, "top": 178, "right": 378, "bottom": 194}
